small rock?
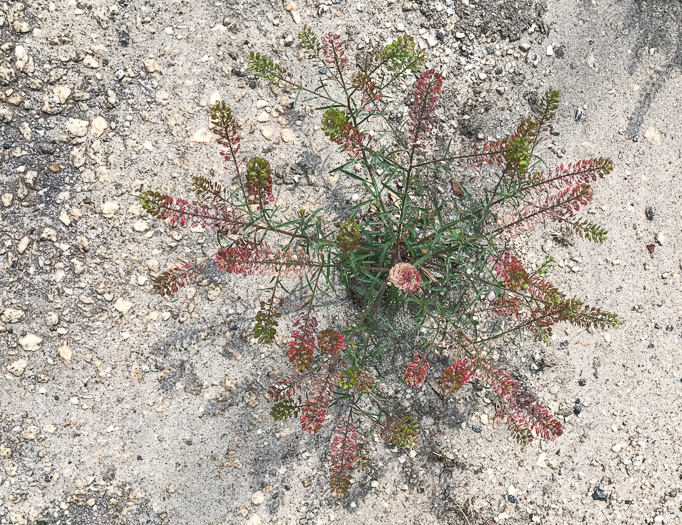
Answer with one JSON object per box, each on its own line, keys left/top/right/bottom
{"left": 256, "top": 111, "right": 270, "bottom": 122}
{"left": 260, "top": 126, "right": 275, "bottom": 140}
{"left": 455, "top": 32, "right": 465, "bottom": 39}
{"left": 54, "top": 86, "right": 72, "bottom": 103}
{"left": 1, "top": 308, "right": 25, "bottom": 323}
{"left": 356, "top": 3, "right": 366, "bottom": 12}
{"left": 45, "top": 312, "right": 60, "bottom": 327}
{"left": 575, "top": 108, "right": 584, "bottom": 122}
{"left": 643, "top": 126, "right": 662, "bottom": 145}
{"left": 508, "top": 485, "right": 518, "bottom": 497}
{"left": 58, "top": 342, "right": 72, "bottom": 364}
{"left": 40, "top": 228, "right": 58, "bottom": 242}
{"left": 19, "top": 333, "right": 43, "bottom": 351}
{"left": 645, "top": 206, "right": 655, "bottom": 221}
{"left": 519, "top": 43, "right": 531, "bottom": 52}
{"left": 2, "top": 193, "right": 14, "bottom": 207}
{"left": 144, "top": 57, "right": 162, "bottom": 74}
{"left": 7, "top": 359, "right": 28, "bottom": 377}
{"left": 114, "top": 298, "right": 133, "bottom": 315}
{"left": 155, "top": 90, "right": 170, "bottom": 104}
{"left": 546, "top": 45, "right": 554, "bottom": 56}
{"left": 59, "top": 210, "right": 71, "bottom": 226}
{"left": 101, "top": 201, "right": 120, "bottom": 217}
{"left": 119, "top": 29, "right": 130, "bottom": 47}
{"left": 655, "top": 232, "right": 665, "bottom": 245}
{"left": 83, "top": 55, "right": 100, "bottom": 68}
{"left": 90, "top": 116, "right": 108, "bottom": 137}
{"left": 66, "top": 118, "right": 89, "bottom": 137}
{"left": 592, "top": 487, "right": 608, "bottom": 502}
{"left": 18, "top": 237, "right": 30, "bottom": 254}
{"left": 133, "top": 220, "right": 149, "bottom": 233}
{"left": 281, "top": 128, "right": 295, "bottom": 143}
{"left": 188, "top": 128, "right": 212, "bottom": 145}
{"left": 251, "top": 491, "right": 265, "bottom": 505}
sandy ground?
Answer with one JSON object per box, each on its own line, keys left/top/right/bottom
{"left": 1, "top": 0, "right": 681, "bottom": 524}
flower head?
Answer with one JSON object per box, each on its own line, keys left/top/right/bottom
{"left": 318, "top": 329, "right": 347, "bottom": 355}
{"left": 404, "top": 353, "right": 430, "bottom": 387}
{"left": 388, "top": 262, "right": 422, "bottom": 292}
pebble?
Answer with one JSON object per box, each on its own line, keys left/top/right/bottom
{"left": 507, "top": 485, "right": 518, "bottom": 497}
{"left": 114, "top": 298, "right": 133, "bottom": 315}
{"left": 2, "top": 193, "right": 14, "bottom": 207}
{"left": 101, "top": 201, "right": 120, "bottom": 217}
{"left": 59, "top": 210, "right": 71, "bottom": 226}
{"left": 83, "top": 55, "right": 100, "bottom": 68}
{"left": 66, "top": 118, "right": 89, "bottom": 137}
{"left": 645, "top": 206, "right": 655, "bottom": 221}
{"left": 40, "top": 227, "right": 57, "bottom": 242}
{"left": 189, "top": 128, "right": 212, "bottom": 145}
{"left": 257, "top": 111, "right": 270, "bottom": 122}
{"left": 455, "top": 32, "right": 465, "bottom": 39}
{"left": 144, "top": 57, "right": 162, "bottom": 74}
{"left": 655, "top": 232, "right": 665, "bottom": 245}
{"left": 251, "top": 490, "right": 265, "bottom": 505}
{"left": 58, "top": 342, "right": 72, "bottom": 364}
{"left": 546, "top": 44, "right": 554, "bottom": 56}
{"left": 119, "top": 29, "right": 130, "bottom": 47}
{"left": 17, "top": 237, "right": 30, "bottom": 254}
{"left": 19, "top": 333, "right": 43, "bottom": 351}
{"left": 45, "top": 312, "right": 60, "bottom": 327}
{"left": 592, "top": 487, "right": 608, "bottom": 501}
{"left": 281, "top": 128, "right": 295, "bottom": 143}
{"left": 575, "top": 108, "right": 584, "bottom": 122}
{"left": 91, "top": 116, "right": 108, "bottom": 137}
{"left": 7, "top": 359, "right": 28, "bottom": 377}
{"left": 356, "top": 3, "right": 366, "bottom": 12}
{"left": 260, "top": 127, "right": 275, "bottom": 140}
{"left": 1, "top": 308, "right": 25, "bottom": 324}
{"left": 134, "top": 220, "right": 149, "bottom": 233}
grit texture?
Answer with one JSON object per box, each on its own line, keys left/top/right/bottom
{"left": 1, "top": 0, "right": 681, "bottom": 524}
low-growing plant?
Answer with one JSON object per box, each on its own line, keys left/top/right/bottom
{"left": 140, "top": 28, "right": 618, "bottom": 497}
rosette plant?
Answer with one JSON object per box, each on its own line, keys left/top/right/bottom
{"left": 140, "top": 27, "right": 618, "bottom": 497}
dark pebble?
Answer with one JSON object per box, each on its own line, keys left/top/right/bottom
{"left": 44, "top": 474, "right": 52, "bottom": 482}
{"left": 592, "top": 487, "right": 608, "bottom": 501}
{"left": 575, "top": 108, "right": 584, "bottom": 122}
{"left": 578, "top": 379, "right": 586, "bottom": 386}
{"left": 495, "top": 66, "right": 503, "bottom": 75}
{"left": 319, "top": 66, "right": 328, "bottom": 75}
{"left": 560, "top": 339, "right": 569, "bottom": 348}
{"left": 3, "top": 142, "right": 12, "bottom": 149}
{"left": 648, "top": 343, "right": 654, "bottom": 349}
{"left": 486, "top": 45, "right": 495, "bottom": 54}
{"left": 645, "top": 206, "right": 655, "bottom": 221}
{"left": 39, "top": 142, "right": 56, "bottom": 154}
{"left": 472, "top": 425, "right": 482, "bottom": 433}
{"left": 119, "top": 29, "right": 130, "bottom": 47}
{"left": 665, "top": 325, "right": 673, "bottom": 331}
{"left": 437, "top": 30, "right": 446, "bottom": 43}
{"left": 573, "top": 405, "right": 581, "bottom": 416}
{"left": 554, "top": 45, "right": 565, "bottom": 58}
{"left": 507, "top": 495, "right": 517, "bottom": 503}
